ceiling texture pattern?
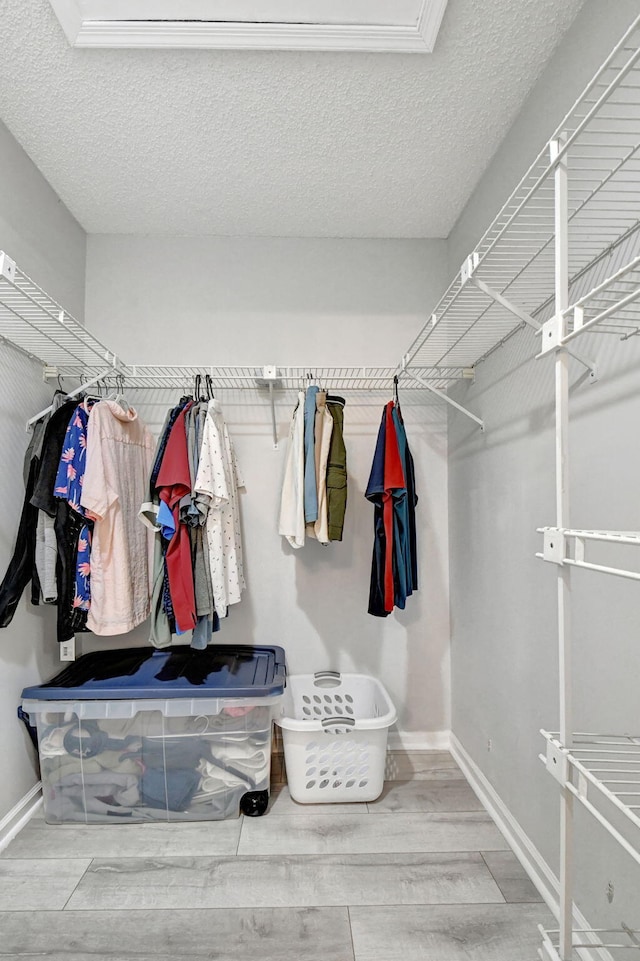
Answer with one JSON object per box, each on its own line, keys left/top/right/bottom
{"left": 0, "top": 0, "right": 584, "bottom": 238}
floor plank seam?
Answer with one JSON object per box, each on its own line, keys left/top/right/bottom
{"left": 60, "top": 857, "right": 94, "bottom": 912}
{"left": 347, "top": 905, "right": 357, "bottom": 961}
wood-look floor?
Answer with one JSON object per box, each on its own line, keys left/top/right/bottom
{"left": 0, "top": 751, "right": 549, "bottom": 960}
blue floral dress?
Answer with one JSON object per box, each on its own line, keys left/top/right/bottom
{"left": 54, "top": 400, "right": 96, "bottom": 611}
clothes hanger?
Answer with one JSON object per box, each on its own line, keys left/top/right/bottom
{"left": 83, "top": 375, "right": 104, "bottom": 404}
{"left": 393, "top": 374, "right": 402, "bottom": 416}
{"left": 205, "top": 373, "right": 215, "bottom": 400}
{"left": 107, "top": 373, "right": 130, "bottom": 413}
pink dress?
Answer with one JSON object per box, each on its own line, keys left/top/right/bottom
{"left": 81, "top": 401, "right": 155, "bottom": 635}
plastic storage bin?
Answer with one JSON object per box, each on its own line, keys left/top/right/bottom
{"left": 276, "top": 671, "right": 396, "bottom": 803}
{"left": 21, "top": 645, "right": 286, "bottom": 824}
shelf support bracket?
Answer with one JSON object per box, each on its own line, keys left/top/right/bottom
{"left": 268, "top": 381, "right": 278, "bottom": 450}
{"left": 544, "top": 735, "right": 570, "bottom": 788}
{"left": 471, "top": 275, "right": 540, "bottom": 331}
{"left": 25, "top": 366, "right": 114, "bottom": 431}
{"left": 401, "top": 368, "right": 484, "bottom": 430}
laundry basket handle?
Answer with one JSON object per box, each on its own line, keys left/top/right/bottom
{"left": 321, "top": 716, "right": 356, "bottom": 731}
{"left": 314, "top": 671, "right": 341, "bottom": 684}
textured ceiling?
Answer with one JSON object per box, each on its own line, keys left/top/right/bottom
{"left": 0, "top": 0, "right": 585, "bottom": 238}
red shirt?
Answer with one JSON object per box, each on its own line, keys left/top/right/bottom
{"left": 383, "top": 402, "right": 405, "bottom": 612}
{"left": 156, "top": 403, "right": 196, "bottom": 632}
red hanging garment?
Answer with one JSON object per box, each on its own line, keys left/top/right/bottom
{"left": 156, "top": 402, "right": 197, "bottom": 632}
{"left": 382, "top": 401, "right": 405, "bottom": 613}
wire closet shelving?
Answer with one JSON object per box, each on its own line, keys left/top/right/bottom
{"left": 0, "top": 12, "right": 639, "bottom": 956}
{"left": 394, "top": 10, "right": 640, "bottom": 961}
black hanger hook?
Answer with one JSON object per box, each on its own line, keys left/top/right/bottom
{"left": 393, "top": 374, "right": 400, "bottom": 409}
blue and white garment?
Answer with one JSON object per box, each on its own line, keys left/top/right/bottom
{"left": 54, "top": 400, "right": 96, "bottom": 611}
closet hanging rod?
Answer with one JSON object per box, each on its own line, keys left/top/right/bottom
{"left": 50, "top": 364, "right": 474, "bottom": 391}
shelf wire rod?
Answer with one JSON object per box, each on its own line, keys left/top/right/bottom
{"left": 471, "top": 29, "right": 640, "bottom": 271}
{"left": 0, "top": 290, "right": 89, "bottom": 369}
{"left": 428, "top": 160, "right": 640, "bottom": 369}
{"left": 561, "top": 286, "right": 640, "bottom": 345}
{"left": 564, "top": 782, "right": 640, "bottom": 868}
{"left": 561, "top": 252, "right": 640, "bottom": 311}
{"left": 1, "top": 267, "right": 119, "bottom": 368}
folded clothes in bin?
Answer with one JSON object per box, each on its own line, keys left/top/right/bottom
{"left": 21, "top": 645, "right": 286, "bottom": 823}
{"left": 140, "top": 768, "right": 201, "bottom": 811}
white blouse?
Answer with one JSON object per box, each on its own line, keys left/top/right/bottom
{"left": 278, "top": 391, "right": 306, "bottom": 549}
{"left": 194, "top": 400, "right": 246, "bottom": 617}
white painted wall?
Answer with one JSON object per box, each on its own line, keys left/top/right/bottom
{"left": 0, "top": 119, "right": 86, "bottom": 824}
{"left": 84, "top": 235, "right": 451, "bottom": 739}
{"left": 449, "top": 322, "right": 640, "bottom": 930}
{"left": 447, "top": 0, "right": 640, "bottom": 934}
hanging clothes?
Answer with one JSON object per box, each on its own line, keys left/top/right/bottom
{"left": 391, "top": 404, "right": 418, "bottom": 606}
{"left": 365, "top": 399, "right": 417, "bottom": 617}
{"left": 0, "top": 400, "right": 68, "bottom": 627}
{"left": 53, "top": 399, "right": 96, "bottom": 612}
{"left": 30, "top": 397, "right": 90, "bottom": 642}
{"left": 139, "top": 399, "right": 189, "bottom": 649}
{"left": 195, "top": 399, "right": 246, "bottom": 618}
{"left": 155, "top": 401, "right": 197, "bottom": 634}
{"left": 303, "top": 385, "right": 319, "bottom": 523}
{"left": 278, "top": 390, "right": 306, "bottom": 549}
{"left": 31, "top": 393, "right": 67, "bottom": 604}
{"left": 35, "top": 511, "right": 57, "bottom": 603}
{"left": 325, "top": 394, "right": 347, "bottom": 542}
{"left": 279, "top": 388, "right": 349, "bottom": 549}
{"left": 81, "top": 400, "right": 155, "bottom": 635}
{"left": 307, "top": 390, "right": 333, "bottom": 544}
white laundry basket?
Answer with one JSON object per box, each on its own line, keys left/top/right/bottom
{"left": 276, "top": 671, "right": 397, "bottom": 803}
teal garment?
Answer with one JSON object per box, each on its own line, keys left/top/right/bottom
{"left": 303, "top": 386, "right": 319, "bottom": 523}
{"left": 391, "top": 406, "right": 411, "bottom": 609}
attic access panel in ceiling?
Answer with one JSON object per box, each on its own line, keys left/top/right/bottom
{"left": 49, "top": 0, "right": 449, "bottom": 51}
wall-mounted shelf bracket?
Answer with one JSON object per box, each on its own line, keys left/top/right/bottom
{"left": 543, "top": 735, "right": 571, "bottom": 787}
{"left": 536, "top": 527, "right": 640, "bottom": 581}
{"left": 473, "top": 276, "right": 540, "bottom": 331}
{"left": 538, "top": 317, "right": 598, "bottom": 383}
{"left": 0, "top": 252, "right": 16, "bottom": 283}
{"left": 26, "top": 365, "right": 116, "bottom": 431}
{"left": 541, "top": 529, "right": 566, "bottom": 565}
{"left": 400, "top": 365, "right": 484, "bottom": 431}
{"left": 254, "top": 365, "right": 280, "bottom": 449}
{"left": 460, "top": 252, "right": 479, "bottom": 284}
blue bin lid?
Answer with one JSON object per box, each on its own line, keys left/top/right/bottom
{"left": 21, "top": 645, "right": 286, "bottom": 700}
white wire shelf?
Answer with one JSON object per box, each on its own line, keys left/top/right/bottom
{"left": 536, "top": 528, "right": 640, "bottom": 582}
{"left": 401, "top": 15, "right": 640, "bottom": 374}
{"left": 52, "top": 364, "right": 472, "bottom": 392}
{"left": 539, "top": 923, "right": 640, "bottom": 960}
{"left": 537, "top": 252, "right": 640, "bottom": 354}
{"left": 0, "top": 252, "right": 121, "bottom": 371}
{"left": 541, "top": 731, "right": 640, "bottom": 869}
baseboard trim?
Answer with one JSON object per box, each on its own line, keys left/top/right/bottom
{"left": 450, "top": 734, "right": 612, "bottom": 961}
{"left": 387, "top": 730, "right": 451, "bottom": 751}
{"left": 0, "top": 781, "right": 42, "bottom": 853}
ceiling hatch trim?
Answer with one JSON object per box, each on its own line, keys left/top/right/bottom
{"left": 49, "top": 0, "right": 449, "bottom": 52}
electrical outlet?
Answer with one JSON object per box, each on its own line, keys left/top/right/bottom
{"left": 59, "top": 637, "right": 76, "bottom": 661}
{"left": 487, "top": 738, "right": 493, "bottom": 752}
